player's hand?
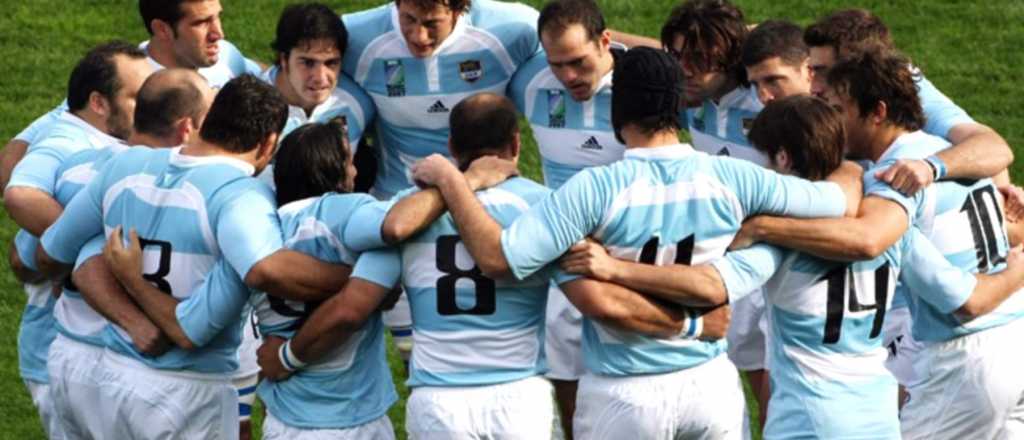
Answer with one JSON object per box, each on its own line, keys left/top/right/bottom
{"left": 412, "top": 154, "right": 461, "bottom": 189}
{"left": 560, "top": 238, "right": 622, "bottom": 282}
{"left": 999, "top": 184, "right": 1024, "bottom": 222}
{"left": 464, "top": 156, "right": 519, "bottom": 191}
{"left": 729, "top": 218, "right": 761, "bottom": 250}
{"left": 257, "top": 335, "right": 293, "bottom": 382}
{"left": 697, "top": 305, "right": 730, "bottom": 341}
{"left": 127, "top": 320, "right": 170, "bottom": 357}
{"left": 875, "top": 159, "right": 933, "bottom": 196}
{"left": 103, "top": 226, "right": 145, "bottom": 286}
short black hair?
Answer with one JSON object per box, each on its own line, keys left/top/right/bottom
{"left": 449, "top": 93, "right": 519, "bottom": 167}
{"left": 67, "top": 41, "right": 148, "bottom": 112}
{"left": 537, "top": 0, "right": 606, "bottom": 43}
{"left": 199, "top": 74, "right": 289, "bottom": 153}
{"left": 139, "top": 0, "right": 192, "bottom": 35}
{"left": 395, "top": 0, "right": 471, "bottom": 14}
{"left": 804, "top": 9, "right": 893, "bottom": 56}
{"left": 133, "top": 69, "right": 206, "bottom": 138}
{"left": 661, "top": 0, "right": 748, "bottom": 84}
{"left": 271, "top": 3, "right": 347, "bottom": 63}
{"left": 274, "top": 118, "right": 352, "bottom": 206}
{"left": 611, "top": 47, "right": 684, "bottom": 144}
{"left": 827, "top": 49, "right": 924, "bottom": 132}
{"left": 749, "top": 95, "right": 845, "bottom": 180}
{"left": 742, "top": 20, "right": 808, "bottom": 68}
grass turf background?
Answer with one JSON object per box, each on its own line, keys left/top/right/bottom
{"left": 1, "top": 0, "right": 1021, "bottom": 438}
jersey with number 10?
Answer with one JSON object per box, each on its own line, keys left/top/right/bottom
{"left": 40, "top": 147, "right": 283, "bottom": 374}
{"left": 499, "top": 144, "right": 848, "bottom": 376}
{"left": 254, "top": 193, "right": 397, "bottom": 429}
{"left": 342, "top": 0, "right": 539, "bottom": 198}
{"left": 866, "top": 131, "right": 1022, "bottom": 342}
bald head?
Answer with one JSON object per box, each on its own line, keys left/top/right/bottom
{"left": 133, "top": 68, "right": 213, "bottom": 141}
{"left": 448, "top": 93, "right": 519, "bottom": 167}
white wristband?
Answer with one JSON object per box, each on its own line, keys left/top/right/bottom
{"left": 278, "top": 339, "right": 307, "bottom": 372}
{"left": 678, "top": 309, "right": 703, "bottom": 340}
{"left": 690, "top": 310, "right": 704, "bottom": 339}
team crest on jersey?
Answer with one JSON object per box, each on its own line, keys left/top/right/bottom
{"left": 385, "top": 59, "right": 406, "bottom": 97}
{"left": 458, "top": 60, "right": 483, "bottom": 83}
{"left": 547, "top": 90, "right": 566, "bottom": 128}
{"left": 691, "top": 107, "right": 706, "bottom": 132}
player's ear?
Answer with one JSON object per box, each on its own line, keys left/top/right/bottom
{"left": 175, "top": 117, "right": 195, "bottom": 145}
{"left": 510, "top": 131, "right": 521, "bottom": 160}
{"left": 872, "top": 101, "right": 888, "bottom": 126}
{"left": 88, "top": 91, "right": 111, "bottom": 119}
{"left": 151, "top": 19, "right": 173, "bottom": 42}
{"left": 599, "top": 30, "right": 612, "bottom": 51}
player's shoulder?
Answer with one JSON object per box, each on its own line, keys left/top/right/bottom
{"left": 513, "top": 51, "right": 552, "bottom": 85}
{"left": 319, "top": 191, "right": 378, "bottom": 215}
{"left": 469, "top": 0, "right": 539, "bottom": 30}
{"left": 722, "top": 84, "right": 763, "bottom": 113}
{"left": 879, "top": 130, "right": 951, "bottom": 163}
{"left": 491, "top": 176, "right": 551, "bottom": 203}
{"left": 343, "top": 4, "right": 396, "bottom": 47}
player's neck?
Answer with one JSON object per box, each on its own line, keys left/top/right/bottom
{"left": 621, "top": 127, "right": 680, "bottom": 149}
{"left": 148, "top": 38, "right": 190, "bottom": 70}
{"left": 711, "top": 77, "right": 740, "bottom": 103}
{"left": 129, "top": 131, "right": 177, "bottom": 148}
{"left": 180, "top": 136, "right": 256, "bottom": 166}
{"left": 868, "top": 124, "right": 910, "bottom": 162}
{"left": 71, "top": 109, "right": 110, "bottom": 138}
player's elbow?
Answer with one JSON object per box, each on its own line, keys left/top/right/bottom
{"left": 380, "top": 219, "right": 412, "bottom": 245}
{"left": 955, "top": 297, "right": 990, "bottom": 322}
{"left": 4, "top": 187, "right": 32, "bottom": 226}
{"left": 243, "top": 259, "right": 276, "bottom": 292}
{"left": 850, "top": 237, "right": 889, "bottom": 261}
{"left": 477, "top": 257, "right": 512, "bottom": 280}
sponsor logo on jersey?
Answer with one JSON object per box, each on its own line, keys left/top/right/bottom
{"left": 581, "top": 136, "right": 603, "bottom": 150}
{"left": 428, "top": 100, "right": 450, "bottom": 113}
{"left": 547, "top": 90, "right": 565, "bottom": 128}
{"left": 458, "top": 60, "right": 483, "bottom": 83}
{"left": 385, "top": 59, "right": 406, "bottom": 97}
{"left": 717, "top": 146, "right": 730, "bottom": 156}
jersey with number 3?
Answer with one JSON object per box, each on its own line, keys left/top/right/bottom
{"left": 358, "top": 177, "right": 552, "bottom": 387}
{"left": 40, "top": 147, "right": 283, "bottom": 374}
{"left": 865, "top": 130, "right": 1021, "bottom": 342}
{"left": 253, "top": 193, "right": 397, "bottom": 429}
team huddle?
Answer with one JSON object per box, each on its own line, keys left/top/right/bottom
{"left": 5, "top": 0, "right": 1024, "bottom": 439}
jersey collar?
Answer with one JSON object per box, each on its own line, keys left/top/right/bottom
{"left": 59, "top": 112, "right": 122, "bottom": 148}
{"left": 388, "top": 3, "right": 470, "bottom": 58}
{"left": 876, "top": 130, "right": 930, "bottom": 164}
{"left": 623, "top": 143, "right": 698, "bottom": 160}
{"left": 169, "top": 146, "right": 257, "bottom": 176}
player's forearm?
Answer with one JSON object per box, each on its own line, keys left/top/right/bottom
{"left": 562, "top": 278, "right": 686, "bottom": 338}
{"left": 939, "top": 124, "right": 1012, "bottom": 180}
{"left": 609, "top": 260, "right": 727, "bottom": 307}
{"left": 957, "top": 269, "right": 1024, "bottom": 321}
{"left": 35, "top": 244, "right": 72, "bottom": 281}
{"left": 608, "top": 29, "right": 662, "bottom": 49}
{"left": 745, "top": 216, "right": 884, "bottom": 261}
{"left": 0, "top": 139, "right": 28, "bottom": 190}
{"left": 3, "top": 187, "right": 63, "bottom": 236}
{"left": 118, "top": 275, "right": 195, "bottom": 350}
{"left": 290, "top": 278, "right": 388, "bottom": 363}
{"left": 436, "top": 172, "right": 511, "bottom": 279}
{"left": 8, "top": 242, "right": 43, "bottom": 284}
{"left": 73, "top": 257, "right": 167, "bottom": 344}
{"left": 246, "top": 250, "right": 352, "bottom": 302}
{"left": 381, "top": 188, "right": 447, "bottom": 244}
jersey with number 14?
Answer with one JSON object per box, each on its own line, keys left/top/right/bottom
{"left": 254, "top": 193, "right": 397, "bottom": 430}
{"left": 499, "top": 144, "right": 848, "bottom": 376}
{"left": 360, "top": 177, "right": 552, "bottom": 387}
{"left": 342, "top": 0, "right": 539, "bottom": 198}
{"left": 866, "top": 131, "right": 1022, "bottom": 342}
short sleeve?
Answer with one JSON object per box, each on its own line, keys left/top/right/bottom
{"left": 714, "top": 158, "right": 847, "bottom": 218}
{"left": 7, "top": 137, "right": 76, "bottom": 193}
{"left": 342, "top": 188, "right": 417, "bottom": 252}
{"left": 13, "top": 104, "right": 65, "bottom": 144}
{"left": 175, "top": 259, "right": 252, "bottom": 347}
{"left": 40, "top": 170, "right": 107, "bottom": 264}
{"left": 14, "top": 230, "right": 40, "bottom": 272}
{"left": 899, "top": 228, "right": 974, "bottom": 314}
{"left": 214, "top": 181, "right": 284, "bottom": 279}
{"left": 916, "top": 73, "right": 974, "bottom": 139}
{"left": 863, "top": 161, "right": 923, "bottom": 224}
{"left": 351, "top": 248, "right": 402, "bottom": 289}
{"left": 711, "top": 244, "right": 786, "bottom": 303}
{"left": 73, "top": 234, "right": 106, "bottom": 269}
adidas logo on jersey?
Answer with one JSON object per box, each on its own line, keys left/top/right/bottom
{"left": 581, "top": 136, "right": 603, "bottom": 150}
{"left": 427, "top": 100, "right": 449, "bottom": 113}
{"left": 717, "top": 146, "right": 731, "bottom": 156}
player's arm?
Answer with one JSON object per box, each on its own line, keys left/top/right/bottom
{"left": 608, "top": 29, "right": 662, "bottom": 49}
{"left": 73, "top": 252, "right": 168, "bottom": 356}
{"left": 736, "top": 195, "right": 909, "bottom": 261}
{"left": 0, "top": 139, "right": 28, "bottom": 190}
{"left": 9, "top": 240, "right": 43, "bottom": 284}
{"left": 245, "top": 250, "right": 352, "bottom": 302}
{"left": 562, "top": 240, "right": 783, "bottom": 307}
{"left": 258, "top": 249, "right": 401, "bottom": 381}
{"left": 35, "top": 173, "right": 107, "bottom": 279}
{"left": 3, "top": 187, "right": 62, "bottom": 236}
{"left": 378, "top": 156, "right": 519, "bottom": 244}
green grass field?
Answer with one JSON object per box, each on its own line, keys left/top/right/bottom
{"left": 0, "top": 0, "right": 1021, "bottom": 438}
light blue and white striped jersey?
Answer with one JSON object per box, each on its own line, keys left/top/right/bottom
{"left": 716, "top": 226, "right": 977, "bottom": 439}
{"left": 342, "top": 0, "right": 539, "bottom": 198}
{"left": 681, "top": 85, "right": 766, "bottom": 166}
{"left": 12, "top": 102, "right": 68, "bottom": 144}
{"left": 508, "top": 48, "right": 626, "bottom": 189}
{"left": 40, "top": 147, "right": 283, "bottom": 374}
{"left": 500, "top": 144, "right": 848, "bottom": 376}
{"left": 7, "top": 112, "right": 120, "bottom": 384}
{"left": 254, "top": 193, "right": 397, "bottom": 429}
{"left": 140, "top": 39, "right": 262, "bottom": 89}
{"left": 916, "top": 71, "right": 975, "bottom": 139}
{"left": 865, "top": 130, "right": 1020, "bottom": 342}
{"left": 255, "top": 67, "right": 377, "bottom": 188}
{"left": 356, "top": 177, "right": 553, "bottom": 387}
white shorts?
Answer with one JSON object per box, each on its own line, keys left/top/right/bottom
{"left": 574, "top": 354, "right": 746, "bottom": 440}
{"left": 93, "top": 350, "right": 239, "bottom": 439}
{"left": 263, "top": 411, "right": 395, "bottom": 440}
{"left": 544, "top": 284, "right": 584, "bottom": 381}
{"left": 47, "top": 334, "right": 105, "bottom": 439}
{"left": 24, "top": 380, "right": 61, "bottom": 439}
{"left": 406, "top": 375, "right": 554, "bottom": 439}
{"left": 882, "top": 306, "right": 925, "bottom": 389}
{"left": 727, "top": 290, "right": 766, "bottom": 371}
{"left": 900, "top": 319, "right": 1024, "bottom": 439}
{"left": 233, "top": 373, "right": 258, "bottom": 423}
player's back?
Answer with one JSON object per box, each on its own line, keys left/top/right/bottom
{"left": 760, "top": 243, "right": 902, "bottom": 439}
{"left": 95, "top": 146, "right": 271, "bottom": 373}
{"left": 509, "top": 49, "right": 626, "bottom": 189}
{"left": 400, "top": 177, "right": 551, "bottom": 387}
{"left": 254, "top": 192, "right": 397, "bottom": 429}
